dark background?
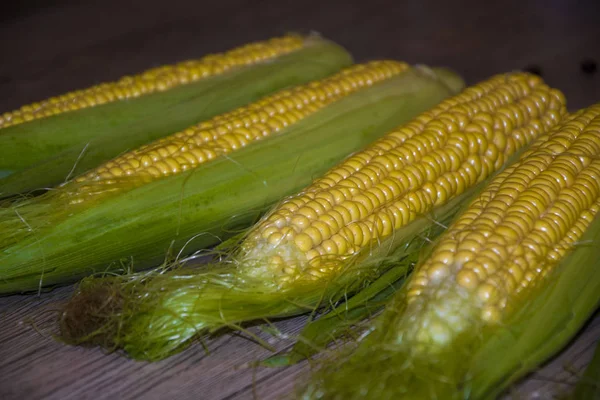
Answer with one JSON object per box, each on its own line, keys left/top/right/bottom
{"left": 1, "top": 0, "right": 599, "bottom": 113}
{"left": 1, "top": 1, "right": 600, "bottom": 399}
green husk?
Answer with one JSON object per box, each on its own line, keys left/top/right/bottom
{"left": 0, "top": 66, "right": 463, "bottom": 295}
{"left": 260, "top": 261, "right": 411, "bottom": 368}
{"left": 0, "top": 36, "right": 352, "bottom": 196}
{"left": 571, "top": 339, "right": 600, "bottom": 399}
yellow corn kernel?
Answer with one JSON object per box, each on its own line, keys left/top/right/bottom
{"left": 241, "top": 73, "right": 567, "bottom": 286}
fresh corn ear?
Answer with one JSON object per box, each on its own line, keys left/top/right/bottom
{"left": 0, "top": 61, "right": 463, "bottom": 295}
{"left": 0, "top": 35, "right": 352, "bottom": 195}
{"left": 304, "top": 104, "right": 600, "bottom": 400}
{"left": 67, "top": 61, "right": 409, "bottom": 202}
{"left": 60, "top": 72, "right": 566, "bottom": 361}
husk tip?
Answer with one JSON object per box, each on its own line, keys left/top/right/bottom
{"left": 421, "top": 65, "right": 466, "bottom": 95}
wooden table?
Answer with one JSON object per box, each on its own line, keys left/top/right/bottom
{"left": 1, "top": 0, "right": 599, "bottom": 398}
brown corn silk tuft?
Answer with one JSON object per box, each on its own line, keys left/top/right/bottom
{"left": 239, "top": 72, "right": 566, "bottom": 287}
{"left": 64, "top": 61, "right": 409, "bottom": 203}
{"left": 0, "top": 35, "right": 304, "bottom": 128}
{"left": 60, "top": 280, "right": 125, "bottom": 348}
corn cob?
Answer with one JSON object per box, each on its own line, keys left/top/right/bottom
{"left": 0, "top": 61, "right": 463, "bottom": 295}
{"left": 304, "top": 104, "right": 600, "bottom": 400}
{"left": 60, "top": 72, "right": 566, "bottom": 361}
{"left": 1, "top": 36, "right": 305, "bottom": 128}
{"left": 0, "top": 35, "right": 351, "bottom": 195}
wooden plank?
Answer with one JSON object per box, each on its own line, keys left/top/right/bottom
{"left": 0, "top": 286, "right": 599, "bottom": 399}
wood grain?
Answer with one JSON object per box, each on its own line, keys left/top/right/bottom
{"left": 1, "top": 0, "right": 599, "bottom": 398}
{"left": 0, "top": 286, "right": 599, "bottom": 400}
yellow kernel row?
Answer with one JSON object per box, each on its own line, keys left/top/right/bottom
{"left": 0, "top": 35, "right": 305, "bottom": 129}
{"left": 240, "top": 73, "right": 566, "bottom": 285}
